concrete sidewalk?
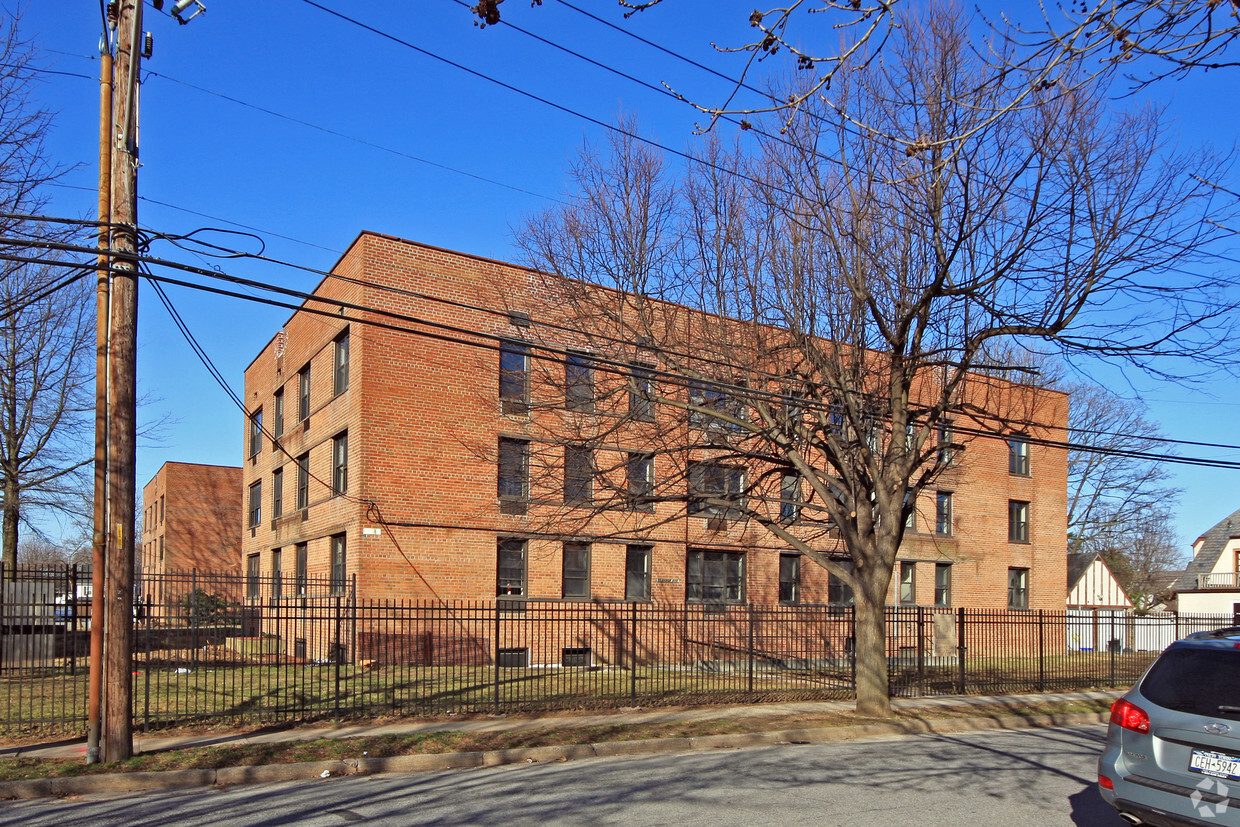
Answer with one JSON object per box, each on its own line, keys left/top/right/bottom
{"left": 1, "top": 690, "right": 1121, "bottom": 761}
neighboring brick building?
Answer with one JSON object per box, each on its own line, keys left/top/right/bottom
{"left": 140, "top": 462, "right": 243, "bottom": 576}
{"left": 240, "top": 232, "right": 1068, "bottom": 616}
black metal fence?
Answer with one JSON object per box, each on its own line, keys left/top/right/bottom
{"left": 0, "top": 565, "right": 1231, "bottom": 735}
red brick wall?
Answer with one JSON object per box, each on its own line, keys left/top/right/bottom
{"left": 241, "top": 233, "right": 1068, "bottom": 612}
{"left": 140, "top": 462, "right": 242, "bottom": 576}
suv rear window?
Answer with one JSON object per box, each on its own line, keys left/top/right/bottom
{"left": 1141, "top": 647, "right": 1240, "bottom": 720}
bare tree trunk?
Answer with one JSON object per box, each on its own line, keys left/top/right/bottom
{"left": 2, "top": 478, "right": 17, "bottom": 577}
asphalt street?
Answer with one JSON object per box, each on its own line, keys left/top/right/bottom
{"left": 0, "top": 724, "right": 1127, "bottom": 826}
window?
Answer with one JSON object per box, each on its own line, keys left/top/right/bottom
{"left": 271, "top": 548, "right": 283, "bottom": 602}
{"left": 686, "top": 549, "right": 744, "bottom": 604}
{"left": 248, "top": 480, "right": 262, "bottom": 528}
{"left": 298, "top": 365, "right": 311, "bottom": 422}
{"left": 296, "top": 453, "right": 310, "bottom": 510}
{"left": 779, "top": 473, "right": 800, "bottom": 523}
{"left": 563, "top": 445, "right": 593, "bottom": 505}
{"left": 330, "top": 534, "right": 347, "bottom": 595}
{"left": 158, "top": 536, "right": 164, "bottom": 566}
{"left": 562, "top": 542, "right": 590, "bottom": 599}
{"left": 248, "top": 407, "right": 263, "bottom": 458}
{"left": 935, "top": 491, "right": 952, "bottom": 535}
{"left": 828, "top": 560, "right": 855, "bottom": 606}
{"left": 499, "top": 341, "right": 529, "bottom": 414}
{"left": 272, "top": 468, "right": 283, "bottom": 519}
{"left": 295, "top": 543, "right": 308, "bottom": 597}
{"left": 1009, "top": 500, "right": 1030, "bottom": 543}
{"left": 497, "top": 538, "right": 527, "bottom": 597}
{"left": 904, "top": 493, "right": 917, "bottom": 531}
{"left": 625, "top": 545, "right": 651, "bottom": 601}
{"left": 627, "top": 452, "right": 653, "bottom": 510}
{"left": 1009, "top": 436, "right": 1030, "bottom": 476}
{"left": 629, "top": 363, "right": 654, "bottom": 420}
{"left": 246, "top": 554, "right": 260, "bottom": 599}
{"left": 273, "top": 389, "right": 285, "bottom": 438}
{"left": 687, "top": 461, "right": 745, "bottom": 518}
{"left": 159, "top": 495, "right": 164, "bottom": 523}
{"left": 899, "top": 561, "right": 916, "bottom": 604}
{"left": 497, "top": 438, "right": 529, "bottom": 514}
{"left": 1008, "top": 567, "right": 1030, "bottom": 610}
{"left": 565, "top": 352, "right": 594, "bottom": 411}
{"left": 934, "top": 563, "right": 952, "bottom": 607}
{"left": 333, "top": 330, "right": 350, "bottom": 397}
{"left": 688, "top": 379, "right": 745, "bottom": 429}
{"left": 936, "top": 421, "right": 955, "bottom": 465}
{"left": 332, "top": 432, "right": 348, "bottom": 497}
{"left": 778, "top": 553, "right": 800, "bottom": 604}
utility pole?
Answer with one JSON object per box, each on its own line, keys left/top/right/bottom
{"left": 86, "top": 12, "right": 115, "bottom": 766}
{"left": 102, "top": 0, "right": 142, "bottom": 763}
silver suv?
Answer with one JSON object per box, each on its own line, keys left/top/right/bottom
{"left": 1099, "top": 627, "right": 1240, "bottom": 826}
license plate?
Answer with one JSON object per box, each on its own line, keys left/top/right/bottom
{"left": 1189, "top": 749, "right": 1240, "bottom": 781}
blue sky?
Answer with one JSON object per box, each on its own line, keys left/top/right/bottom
{"left": 15, "top": 1, "right": 1240, "bottom": 552}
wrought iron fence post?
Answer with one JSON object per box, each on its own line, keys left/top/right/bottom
{"left": 956, "top": 607, "right": 966, "bottom": 695}
{"left": 1037, "top": 610, "right": 1045, "bottom": 692}
{"left": 916, "top": 606, "right": 925, "bottom": 697}
{"left": 69, "top": 564, "right": 78, "bottom": 676}
{"left": 747, "top": 603, "right": 755, "bottom": 695}
{"left": 849, "top": 606, "right": 856, "bottom": 695}
{"left": 630, "top": 600, "right": 638, "bottom": 702}
{"left": 493, "top": 600, "right": 501, "bottom": 710}
{"left": 333, "top": 593, "right": 342, "bottom": 721}
{"left": 1108, "top": 611, "right": 1116, "bottom": 688}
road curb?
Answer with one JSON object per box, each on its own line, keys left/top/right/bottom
{"left": 0, "top": 710, "right": 1110, "bottom": 800}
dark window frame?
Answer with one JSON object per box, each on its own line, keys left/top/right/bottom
{"left": 1009, "top": 436, "right": 1031, "bottom": 476}
{"left": 273, "top": 388, "right": 285, "bottom": 439}
{"left": 628, "top": 363, "right": 655, "bottom": 420}
{"left": 625, "top": 544, "right": 651, "bottom": 601}
{"left": 562, "top": 541, "right": 590, "bottom": 599}
{"left": 295, "top": 543, "right": 308, "bottom": 597}
{"left": 497, "top": 538, "right": 527, "bottom": 598}
{"left": 298, "top": 365, "right": 311, "bottom": 422}
{"left": 499, "top": 341, "right": 530, "bottom": 415}
{"left": 1008, "top": 566, "right": 1030, "bottom": 610}
{"left": 246, "top": 553, "right": 260, "bottom": 600}
{"left": 778, "top": 553, "right": 800, "bottom": 605}
{"left": 828, "top": 560, "right": 855, "bottom": 606}
{"left": 627, "top": 451, "right": 654, "bottom": 511}
{"left": 272, "top": 468, "right": 283, "bottom": 519}
{"left": 565, "top": 352, "right": 594, "bottom": 411}
{"left": 898, "top": 561, "right": 916, "bottom": 604}
{"left": 1009, "top": 500, "right": 1030, "bottom": 543}
{"left": 563, "top": 444, "right": 594, "bottom": 506}
{"left": 248, "top": 407, "right": 263, "bottom": 458}
{"left": 687, "top": 461, "right": 745, "bottom": 519}
{"left": 271, "top": 547, "right": 283, "bottom": 602}
{"left": 247, "top": 480, "right": 262, "bottom": 528}
{"left": 330, "top": 534, "right": 347, "bottom": 595}
{"left": 685, "top": 548, "right": 745, "bottom": 605}
{"left": 935, "top": 491, "right": 952, "bottom": 536}
{"left": 333, "top": 329, "right": 350, "bottom": 397}
{"left": 331, "top": 431, "right": 348, "bottom": 497}
{"left": 934, "top": 563, "right": 952, "bottom": 607}
{"left": 497, "top": 437, "right": 530, "bottom": 514}
{"left": 779, "top": 472, "right": 800, "bottom": 524}
{"left": 296, "top": 453, "right": 310, "bottom": 511}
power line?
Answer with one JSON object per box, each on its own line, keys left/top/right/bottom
{"left": 2, "top": 226, "right": 1238, "bottom": 462}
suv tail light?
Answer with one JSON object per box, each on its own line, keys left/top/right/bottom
{"left": 1110, "top": 699, "right": 1150, "bottom": 733}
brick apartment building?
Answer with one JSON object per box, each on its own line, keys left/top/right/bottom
{"left": 140, "top": 462, "right": 243, "bottom": 577}
{"left": 240, "top": 232, "right": 1068, "bottom": 616}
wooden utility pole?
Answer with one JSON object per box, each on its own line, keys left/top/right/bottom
{"left": 102, "top": 0, "right": 142, "bottom": 763}
{"left": 86, "top": 15, "right": 115, "bottom": 766}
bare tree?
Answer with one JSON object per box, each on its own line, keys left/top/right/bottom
{"left": 1099, "top": 510, "right": 1186, "bottom": 612}
{"left": 16, "top": 536, "right": 90, "bottom": 569}
{"left": 516, "top": 7, "right": 1232, "bottom": 715}
{"left": 1065, "top": 382, "right": 1180, "bottom": 556}
{"left": 0, "top": 18, "right": 91, "bottom": 574}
